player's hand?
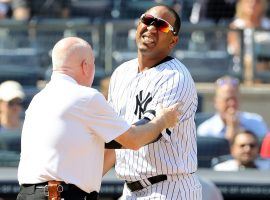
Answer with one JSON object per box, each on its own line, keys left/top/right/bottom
{"left": 156, "top": 102, "right": 183, "bottom": 129}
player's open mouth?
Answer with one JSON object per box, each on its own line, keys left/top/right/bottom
{"left": 142, "top": 35, "right": 155, "bottom": 45}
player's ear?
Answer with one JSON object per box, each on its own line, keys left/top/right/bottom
{"left": 169, "top": 36, "right": 178, "bottom": 49}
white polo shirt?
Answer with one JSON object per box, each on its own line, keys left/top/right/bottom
{"left": 18, "top": 73, "right": 131, "bottom": 193}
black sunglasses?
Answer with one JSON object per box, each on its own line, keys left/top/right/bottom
{"left": 140, "top": 14, "right": 177, "bottom": 35}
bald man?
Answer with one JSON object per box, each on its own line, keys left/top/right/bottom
{"left": 17, "top": 37, "right": 181, "bottom": 200}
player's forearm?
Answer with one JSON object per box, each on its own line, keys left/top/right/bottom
{"left": 103, "top": 149, "right": 116, "bottom": 176}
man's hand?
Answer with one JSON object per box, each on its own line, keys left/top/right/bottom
{"left": 224, "top": 107, "right": 240, "bottom": 141}
{"left": 156, "top": 102, "right": 183, "bottom": 129}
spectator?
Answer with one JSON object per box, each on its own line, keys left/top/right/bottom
{"left": 11, "top": 0, "right": 70, "bottom": 20}
{"left": 0, "top": 0, "right": 11, "bottom": 19}
{"left": 227, "top": 0, "right": 270, "bottom": 77}
{"left": 0, "top": 80, "right": 25, "bottom": 133}
{"left": 197, "top": 75, "right": 268, "bottom": 142}
{"left": 213, "top": 130, "right": 270, "bottom": 171}
{"left": 260, "top": 132, "right": 270, "bottom": 158}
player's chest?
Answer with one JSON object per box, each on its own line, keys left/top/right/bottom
{"left": 116, "top": 74, "right": 158, "bottom": 101}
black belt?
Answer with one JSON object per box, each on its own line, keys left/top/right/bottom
{"left": 126, "top": 175, "right": 167, "bottom": 192}
{"left": 21, "top": 182, "right": 98, "bottom": 200}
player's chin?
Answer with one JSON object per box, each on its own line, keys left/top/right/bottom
{"left": 138, "top": 42, "right": 155, "bottom": 51}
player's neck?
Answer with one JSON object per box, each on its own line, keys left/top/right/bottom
{"left": 138, "top": 55, "right": 168, "bottom": 72}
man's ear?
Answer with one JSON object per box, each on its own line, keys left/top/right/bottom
{"left": 81, "top": 59, "right": 88, "bottom": 76}
{"left": 169, "top": 36, "right": 179, "bottom": 49}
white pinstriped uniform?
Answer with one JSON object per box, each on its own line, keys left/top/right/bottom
{"left": 108, "top": 57, "right": 202, "bottom": 199}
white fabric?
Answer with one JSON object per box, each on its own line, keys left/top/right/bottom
{"left": 109, "top": 57, "right": 201, "bottom": 199}
{"left": 213, "top": 159, "right": 270, "bottom": 171}
{"left": 197, "top": 112, "right": 268, "bottom": 138}
{"left": 18, "top": 73, "right": 131, "bottom": 193}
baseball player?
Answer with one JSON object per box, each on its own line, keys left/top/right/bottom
{"left": 104, "top": 5, "right": 202, "bottom": 200}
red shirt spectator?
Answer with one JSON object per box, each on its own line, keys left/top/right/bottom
{"left": 260, "top": 133, "right": 270, "bottom": 158}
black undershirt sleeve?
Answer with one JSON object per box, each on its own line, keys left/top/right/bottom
{"left": 105, "top": 110, "right": 158, "bottom": 149}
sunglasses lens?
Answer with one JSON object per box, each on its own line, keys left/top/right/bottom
{"left": 141, "top": 14, "right": 155, "bottom": 26}
{"left": 156, "top": 19, "right": 170, "bottom": 33}
{"left": 141, "top": 14, "right": 170, "bottom": 34}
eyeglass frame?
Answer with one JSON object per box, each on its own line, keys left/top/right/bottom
{"left": 216, "top": 76, "right": 240, "bottom": 87}
{"left": 140, "top": 13, "right": 177, "bottom": 36}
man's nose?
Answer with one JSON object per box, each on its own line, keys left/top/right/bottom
{"left": 147, "top": 23, "right": 158, "bottom": 33}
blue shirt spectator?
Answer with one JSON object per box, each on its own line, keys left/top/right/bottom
{"left": 197, "top": 75, "right": 268, "bottom": 141}
{"left": 197, "top": 111, "right": 268, "bottom": 139}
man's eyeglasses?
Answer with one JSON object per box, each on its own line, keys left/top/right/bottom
{"left": 216, "top": 77, "right": 239, "bottom": 87}
{"left": 239, "top": 143, "right": 258, "bottom": 149}
{"left": 140, "top": 14, "right": 177, "bottom": 35}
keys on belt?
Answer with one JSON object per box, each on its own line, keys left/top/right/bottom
{"left": 126, "top": 175, "right": 167, "bottom": 192}
{"left": 35, "top": 180, "right": 63, "bottom": 200}
{"left": 22, "top": 181, "right": 98, "bottom": 200}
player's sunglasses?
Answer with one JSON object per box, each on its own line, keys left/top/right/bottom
{"left": 140, "top": 14, "right": 177, "bottom": 35}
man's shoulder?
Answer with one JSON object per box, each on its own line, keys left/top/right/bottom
{"left": 197, "top": 114, "right": 222, "bottom": 136}
{"left": 255, "top": 159, "right": 270, "bottom": 170}
{"left": 240, "top": 111, "right": 264, "bottom": 121}
{"left": 214, "top": 159, "right": 238, "bottom": 171}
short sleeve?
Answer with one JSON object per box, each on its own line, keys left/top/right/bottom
{"left": 87, "top": 92, "right": 131, "bottom": 143}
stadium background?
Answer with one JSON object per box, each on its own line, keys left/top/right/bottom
{"left": 0, "top": 0, "right": 270, "bottom": 199}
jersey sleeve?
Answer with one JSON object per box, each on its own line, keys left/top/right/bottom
{"left": 86, "top": 92, "right": 131, "bottom": 143}
{"left": 147, "top": 70, "right": 198, "bottom": 122}
{"left": 143, "top": 69, "right": 198, "bottom": 141}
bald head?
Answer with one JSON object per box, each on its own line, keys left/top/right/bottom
{"left": 51, "top": 37, "right": 95, "bottom": 86}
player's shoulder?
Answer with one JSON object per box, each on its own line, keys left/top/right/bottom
{"left": 163, "top": 57, "right": 191, "bottom": 76}
{"left": 163, "top": 57, "right": 195, "bottom": 83}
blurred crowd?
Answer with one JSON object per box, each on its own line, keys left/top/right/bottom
{"left": 0, "top": 0, "right": 270, "bottom": 172}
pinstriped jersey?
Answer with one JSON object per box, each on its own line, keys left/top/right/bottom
{"left": 108, "top": 57, "right": 198, "bottom": 182}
